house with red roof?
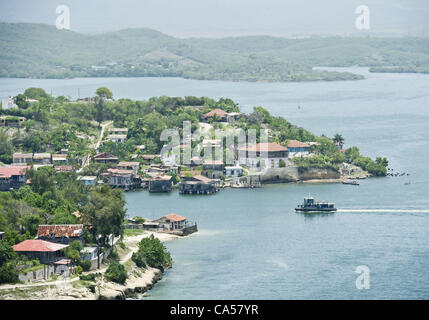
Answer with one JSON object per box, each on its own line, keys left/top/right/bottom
{"left": 237, "top": 142, "right": 289, "bottom": 169}
{"left": 152, "top": 214, "right": 195, "bottom": 232}
{"left": 286, "top": 140, "right": 311, "bottom": 157}
{"left": 203, "top": 108, "right": 228, "bottom": 121}
{"left": 13, "top": 239, "right": 69, "bottom": 264}
{"left": 0, "top": 166, "right": 28, "bottom": 191}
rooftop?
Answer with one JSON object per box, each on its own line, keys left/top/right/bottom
{"left": 238, "top": 142, "right": 288, "bottom": 153}
{"left": 0, "top": 166, "right": 28, "bottom": 178}
{"left": 118, "top": 161, "right": 140, "bottom": 167}
{"left": 13, "top": 240, "right": 69, "bottom": 252}
{"left": 37, "top": 224, "right": 84, "bottom": 238}
{"left": 93, "top": 152, "right": 118, "bottom": 160}
{"left": 165, "top": 213, "right": 187, "bottom": 222}
{"left": 286, "top": 140, "right": 310, "bottom": 148}
{"left": 203, "top": 108, "right": 228, "bottom": 118}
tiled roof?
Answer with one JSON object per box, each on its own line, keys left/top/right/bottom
{"left": 13, "top": 153, "right": 33, "bottom": 158}
{"left": 54, "top": 165, "right": 74, "bottom": 172}
{"left": 286, "top": 140, "right": 310, "bottom": 148}
{"left": 118, "top": 161, "right": 140, "bottom": 167}
{"left": 13, "top": 240, "right": 69, "bottom": 252}
{"left": 37, "top": 224, "right": 83, "bottom": 238}
{"left": 93, "top": 152, "right": 118, "bottom": 160}
{"left": 203, "top": 108, "right": 228, "bottom": 118}
{"left": 0, "top": 166, "right": 28, "bottom": 178}
{"left": 238, "top": 143, "right": 288, "bottom": 152}
{"left": 165, "top": 214, "right": 187, "bottom": 222}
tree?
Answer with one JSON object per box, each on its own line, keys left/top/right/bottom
{"left": 80, "top": 185, "right": 126, "bottom": 268}
{"left": 333, "top": 134, "right": 345, "bottom": 148}
{"left": 279, "top": 159, "right": 286, "bottom": 168}
{"left": 136, "top": 234, "right": 172, "bottom": 270}
{"left": 105, "top": 260, "right": 127, "bottom": 284}
{"left": 0, "top": 241, "right": 19, "bottom": 284}
{"left": 95, "top": 87, "right": 113, "bottom": 99}
{"left": 64, "top": 240, "right": 82, "bottom": 264}
{"left": 24, "top": 87, "right": 48, "bottom": 99}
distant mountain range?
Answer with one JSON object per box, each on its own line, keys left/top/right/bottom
{"left": 1, "top": 23, "right": 429, "bottom": 81}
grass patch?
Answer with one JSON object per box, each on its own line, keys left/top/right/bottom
{"left": 123, "top": 228, "right": 145, "bottom": 237}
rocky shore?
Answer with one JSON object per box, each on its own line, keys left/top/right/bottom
{"left": 0, "top": 232, "right": 181, "bottom": 300}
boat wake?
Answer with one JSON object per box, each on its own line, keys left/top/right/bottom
{"left": 338, "top": 209, "right": 429, "bottom": 213}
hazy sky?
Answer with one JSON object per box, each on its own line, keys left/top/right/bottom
{"left": 0, "top": 0, "right": 428, "bottom": 37}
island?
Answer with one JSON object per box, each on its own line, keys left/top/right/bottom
{"left": 0, "top": 86, "right": 388, "bottom": 299}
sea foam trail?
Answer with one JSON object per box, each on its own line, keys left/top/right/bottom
{"left": 338, "top": 209, "right": 429, "bottom": 213}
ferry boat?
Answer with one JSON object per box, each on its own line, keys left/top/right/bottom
{"left": 295, "top": 196, "right": 337, "bottom": 212}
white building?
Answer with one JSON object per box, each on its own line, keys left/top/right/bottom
{"left": 238, "top": 142, "right": 289, "bottom": 169}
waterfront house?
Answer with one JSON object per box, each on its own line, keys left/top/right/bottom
{"left": 203, "top": 108, "right": 228, "bottom": 121}
{"left": 36, "top": 224, "right": 84, "bottom": 245}
{"left": 13, "top": 240, "right": 69, "bottom": 265}
{"left": 93, "top": 152, "right": 118, "bottom": 164}
{"left": 77, "top": 176, "right": 97, "bottom": 186}
{"left": 153, "top": 214, "right": 187, "bottom": 231}
{"left": 238, "top": 142, "right": 288, "bottom": 169}
{"left": 33, "top": 153, "right": 51, "bottom": 165}
{"left": 225, "top": 165, "right": 244, "bottom": 177}
{"left": 148, "top": 175, "right": 173, "bottom": 192}
{"left": 0, "top": 116, "right": 25, "bottom": 127}
{"left": 202, "top": 160, "right": 225, "bottom": 179}
{"left": 117, "top": 161, "right": 140, "bottom": 174}
{"left": 286, "top": 140, "right": 310, "bottom": 157}
{"left": 52, "top": 153, "right": 67, "bottom": 164}
{"left": 107, "top": 168, "right": 139, "bottom": 189}
{"left": 13, "top": 153, "right": 33, "bottom": 165}
{"left": 0, "top": 166, "right": 28, "bottom": 191}
{"left": 179, "top": 174, "right": 219, "bottom": 194}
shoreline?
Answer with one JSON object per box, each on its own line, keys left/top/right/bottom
{"left": 0, "top": 232, "right": 183, "bottom": 300}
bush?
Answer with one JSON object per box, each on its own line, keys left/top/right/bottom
{"left": 131, "top": 252, "right": 146, "bottom": 268}
{"left": 80, "top": 273, "right": 97, "bottom": 282}
{"left": 0, "top": 261, "right": 19, "bottom": 284}
{"left": 75, "top": 266, "right": 83, "bottom": 274}
{"left": 118, "top": 242, "right": 126, "bottom": 250}
{"left": 279, "top": 159, "right": 286, "bottom": 168}
{"left": 105, "top": 260, "right": 127, "bottom": 284}
{"left": 136, "top": 234, "right": 172, "bottom": 269}
{"left": 79, "top": 260, "right": 91, "bottom": 272}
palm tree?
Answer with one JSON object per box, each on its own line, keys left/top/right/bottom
{"left": 333, "top": 133, "right": 344, "bottom": 148}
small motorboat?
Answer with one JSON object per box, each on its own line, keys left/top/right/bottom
{"left": 342, "top": 180, "right": 359, "bottom": 185}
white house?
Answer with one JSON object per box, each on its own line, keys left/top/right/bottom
{"left": 238, "top": 142, "right": 289, "bottom": 169}
{"left": 286, "top": 140, "right": 311, "bottom": 157}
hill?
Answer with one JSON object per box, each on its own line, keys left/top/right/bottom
{"left": 1, "top": 23, "right": 429, "bottom": 81}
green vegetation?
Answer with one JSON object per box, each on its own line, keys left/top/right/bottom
{"left": 105, "top": 260, "right": 127, "bottom": 284}
{"left": 134, "top": 234, "right": 172, "bottom": 270}
{"left": 0, "top": 241, "right": 19, "bottom": 284}
{"left": 123, "top": 228, "right": 145, "bottom": 237}
{"left": 3, "top": 23, "right": 429, "bottom": 82}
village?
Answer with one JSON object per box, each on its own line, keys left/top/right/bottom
{"left": 0, "top": 89, "right": 386, "bottom": 299}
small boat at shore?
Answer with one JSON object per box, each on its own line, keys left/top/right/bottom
{"left": 295, "top": 196, "right": 337, "bottom": 212}
{"left": 342, "top": 180, "right": 359, "bottom": 185}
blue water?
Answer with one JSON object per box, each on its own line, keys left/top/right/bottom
{"left": 2, "top": 68, "right": 429, "bottom": 299}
